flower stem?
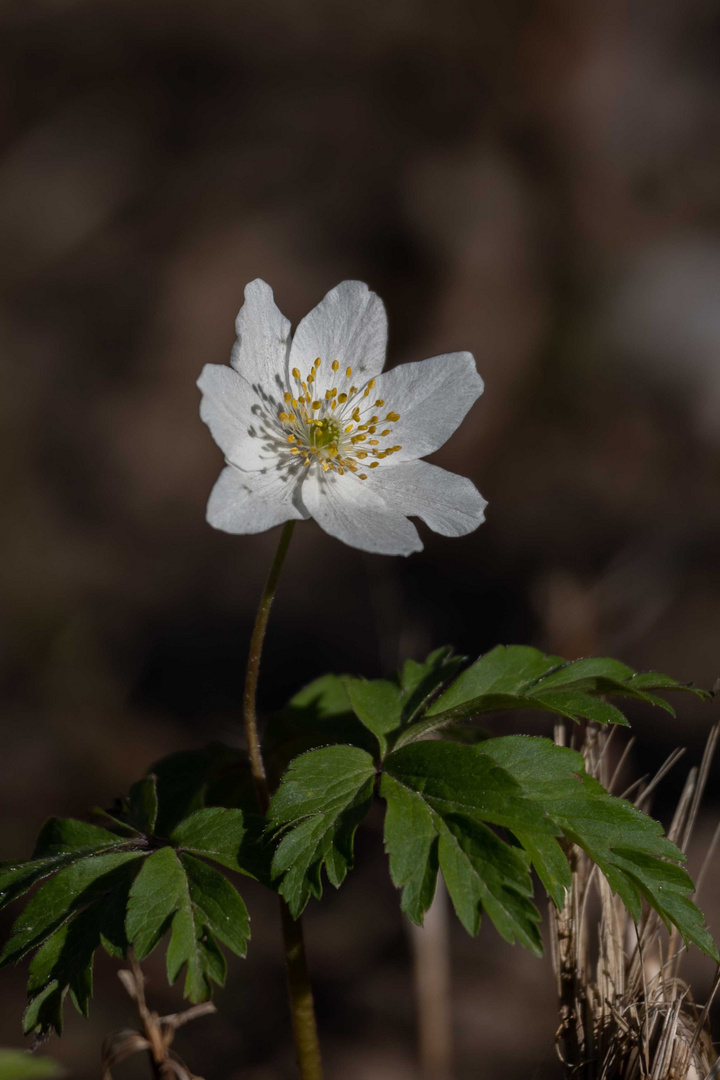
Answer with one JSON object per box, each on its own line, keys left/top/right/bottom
{"left": 242, "top": 520, "right": 324, "bottom": 1080}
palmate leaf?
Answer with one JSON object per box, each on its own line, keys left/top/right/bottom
{"left": 379, "top": 737, "right": 718, "bottom": 962}
{"left": 267, "top": 745, "right": 376, "bottom": 917}
{"left": 394, "top": 645, "right": 710, "bottom": 747}
{"left": 2, "top": 778, "right": 256, "bottom": 1037}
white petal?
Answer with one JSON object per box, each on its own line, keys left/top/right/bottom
{"left": 197, "top": 363, "right": 285, "bottom": 470}
{"left": 372, "top": 460, "right": 486, "bottom": 537}
{"left": 299, "top": 470, "right": 422, "bottom": 556}
{"left": 288, "top": 281, "right": 387, "bottom": 397}
{"left": 206, "top": 465, "right": 307, "bottom": 535}
{"left": 230, "top": 279, "right": 291, "bottom": 388}
{"left": 372, "top": 352, "right": 483, "bottom": 461}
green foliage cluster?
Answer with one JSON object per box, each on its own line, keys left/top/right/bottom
{"left": 1, "top": 645, "right": 715, "bottom": 1043}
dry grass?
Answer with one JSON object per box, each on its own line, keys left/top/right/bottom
{"left": 549, "top": 723, "right": 720, "bottom": 1079}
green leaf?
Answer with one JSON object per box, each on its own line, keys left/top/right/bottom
{"left": 264, "top": 676, "right": 376, "bottom": 767}
{"left": 126, "top": 847, "right": 186, "bottom": 960}
{"left": 149, "top": 745, "right": 248, "bottom": 837}
{"left": 128, "top": 775, "right": 159, "bottom": 834}
{"left": 342, "top": 678, "right": 403, "bottom": 756}
{"left": 23, "top": 872, "right": 132, "bottom": 1038}
{"left": 398, "top": 646, "right": 466, "bottom": 724}
{"left": 383, "top": 742, "right": 558, "bottom": 836}
{"left": 0, "top": 1050, "right": 63, "bottom": 1080}
{"left": 0, "top": 821, "right": 131, "bottom": 914}
{"left": 395, "top": 645, "right": 709, "bottom": 745}
{"left": 268, "top": 746, "right": 376, "bottom": 917}
{"left": 380, "top": 753, "right": 543, "bottom": 949}
{"left": 180, "top": 855, "right": 249, "bottom": 959}
{"left": 480, "top": 736, "right": 719, "bottom": 961}
{"left": 381, "top": 774, "right": 439, "bottom": 923}
{"left": 1, "top": 852, "right": 143, "bottom": 969}
{"left": 170, "top": 808, "right": 248, "bottom": 874}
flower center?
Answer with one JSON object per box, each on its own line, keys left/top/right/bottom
{"left": 277, "top": 358, "right": 402, "bottom": 480}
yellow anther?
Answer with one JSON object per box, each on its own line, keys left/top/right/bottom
{"left": 308, "top": 372, "right": 314, "bottom": 383}
{"left": 332, "top": 360, "right": 339, "bottom": 372}
{"left": 368, "top": 439, "right": 379, "bottom": 446}
{"left": 386, "top": 412, "right": 400, "bottom": 422}
{"left": 337, "top": 393, "right": 348, "bottom": 404}
{"left": 363, "top": 388, "right": 370, "bottom": 397}
{"left": 331, "top": 387, "right": 337, "bottom": 397}
{"left": 325, "top": 389, "right": 333, "bottom": 400}
{"left": 393, "top": 445, "right": 402, "bottom": 451}
{"left": 283, "top": 391, "right": 292, "bottom": 403}
{"left": 338, "top": 467, "right": 345, "bottom": 475}
{"left": 302, "top": 381, "right": 308, "bottom": 392}
{"left": 374, "top": 399, "right": 385, "bottom": 407}
{"left": 292, "top": 398, "right": 298, "bottom": 408}
{"left": 344, "top": 424, "right": 354, "bottom": 433}
{"left": 352, "top": 408, "right": 361, "bottom": 421}
{"left": 381, "top": 429, "right": 391, "bottom": 436}
{"left": 346, "top": 366, "right": 352, "bottom": 378}
{"left": 359, "top": 473, "right": 367, "bottom": 480}
{"left": 369, "top": 416, "right": 378, "bottom": 424}
{"left": 331, "top": 401, "right": 337, "bottom": 410}
{"left": 314, "top": 357, "right": 321, "bottom": 368}
{"left": 292, "top": 367, "right": 301, "bottom": 379}
{"left": 304, "top": 459, "right": 311, "bottom": 467}
{"left": 368, "top": 426, "right": 376, "bottom": 434}
{"left": 278, "top": 412, "right": 295, "bottom": 423}
{"left": 287, "top": 435, "right": 296, "bottom": 443}
{"left": 369, "top": 462, "right": 379, "bottom": 469}
{"left": 356, "top": 451, "right": 368, "bottom": 459}
{"left": 312, "top": 400, "right": 321, "bottom": 410}
{"left": 349, "top": 386, "right": 358, "bottom": 395}
{"left": 358, "top": 424, "right": 369, "bottom": 432}
{"left": 367, "top": 378, "right": 375, "bottom": 389}
{"left": 290, "top": 448, "right": 300, "bottom": 455}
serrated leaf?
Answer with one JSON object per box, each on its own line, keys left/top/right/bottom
{"left": 398, "top": 646, "right": 466, "bottom": 725}
{"left": 383, "top": 742, "right": 558, "bottom": 836}
{"left": 150, "top": 745, "right": 248, "bottom": 837}
{"left": 170, "top": 808, "right": 248, "bottom": 874}
{"left": 381, "top": 774, "right": 439, "bottom": 923}
{"left": 437, "top": 818, "right": 542, "bottom": 952}
{"left": 264, "top": 675, "right": 376, "bottom": 768}
{"left": 0, "top": 821, "right": 131, "bottom": 914}
{"left": 126, "top": 848, "right": 186, "bottom": 960}
{"left": 268, "top": 746, "right": 376, "bottom": 917}
{"left": 22, "top": 876, "right": 132, "bottom": 1039}
{"left": 128, "top": 775, "right": 158, "bottom": 834}
{"left": 164, "top": 856, "right": 248, "bottom": 1002}
{"left": 1, "top": 852, "right": 143, "bottom": 969}
{"left": 480, "top": 736, "right": 719, "bottom": 961}
{"left": 125, "top": 847, "right": 249, "bottom": 1003}
{"left": 395, "top": 646, "right": 709, "bottom": 745}
{"left": 0, "top": 1050, "right": 63, "bottom": 1080}
{"left": 342, "top": 678, "right": 403, "bottom": 756}
{"left": 180, "top": 855, "right": 249, "bottom": 958}
{"left": 380, "top": 753, "right": 543, "bottom": 949}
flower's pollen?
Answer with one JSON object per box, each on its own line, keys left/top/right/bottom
{"left": 276, "top": 358, "right": 401, "bottom": 477}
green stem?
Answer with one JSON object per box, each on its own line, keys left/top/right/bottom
{"left": 242, "top": 520, "right": 324, "bottom": 1080}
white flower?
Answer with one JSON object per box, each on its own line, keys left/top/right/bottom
{"left": 197, "top": 280, "right": 486, "bottom": 556}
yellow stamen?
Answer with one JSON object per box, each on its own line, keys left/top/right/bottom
{"left": 338, "top": 393, "right": 348, "bottom": 404}
{"left": 292, "top": 367, "right": 301, "bottom": 379}
{"left": 374, "top": 399, "right": 385, "bottom": 407}
{"left": 332, "top": 360, "right": 339, "bottom": 372}
{"left": 367, "top": 378, "right": 375, "bottom": 389}
{"left": 386, "top": 412, "right": 400, "bottom": 422}
{"left": 346, "top": 366, "right": 352, "bottom": 378}
{"left": 369, "top": 462, "right": 379, "bottom": 468}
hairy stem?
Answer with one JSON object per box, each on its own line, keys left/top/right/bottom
{"left": 243, "top": 520, "right": 324, "bottom": 1080}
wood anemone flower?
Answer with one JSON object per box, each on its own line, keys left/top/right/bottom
{"left": 197, "top": 280, "right": 486, "bottom": 555}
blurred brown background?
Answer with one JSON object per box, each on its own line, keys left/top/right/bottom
{"left": 1, "top": 1, "right": 720, "bottom": 1077}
